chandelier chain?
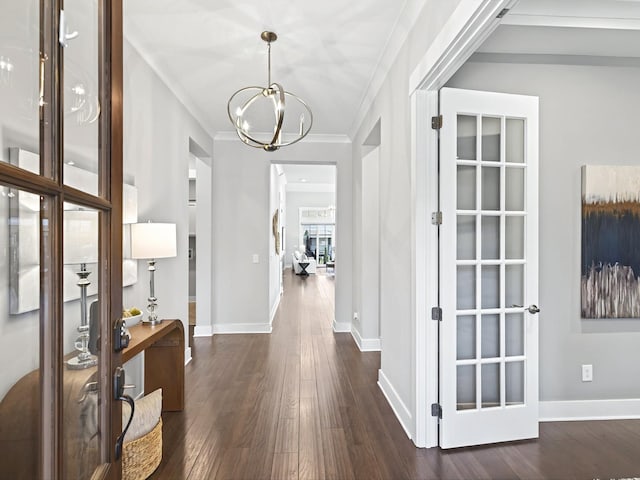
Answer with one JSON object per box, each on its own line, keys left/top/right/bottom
{"left": 267, "top": 41, "right": 272, "bottom": 87}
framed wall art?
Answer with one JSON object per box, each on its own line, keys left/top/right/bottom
{"left": 581, "top": 165, "right": 640, "bottom": 318}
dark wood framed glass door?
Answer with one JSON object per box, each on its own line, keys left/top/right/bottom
{"left": 0, "top": 1, "right": 123, "bottom": 478}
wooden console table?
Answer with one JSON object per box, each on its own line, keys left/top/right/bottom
{"left": 0, "top": 319, "right": 185, "bottom": 478}
{"left": 123, "top": 319, "right": 185, "bottom": 412}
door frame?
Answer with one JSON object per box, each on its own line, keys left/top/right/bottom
{"left": 409, "top": 0, "right": 518, "bottom": 448}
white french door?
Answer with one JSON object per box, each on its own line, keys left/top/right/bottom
{"left": 438, "top": 87, "right": 539, "bottom": 449}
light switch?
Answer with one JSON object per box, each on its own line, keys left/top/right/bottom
{"left": 252, "top": 254, "right": 259, "bottom": 264}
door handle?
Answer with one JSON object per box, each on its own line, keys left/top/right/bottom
{"left": 114, "top": 367, "right": 135, "bottom": 460}
{"left": 511, "top": 304, "right": 540, "bottom": 314}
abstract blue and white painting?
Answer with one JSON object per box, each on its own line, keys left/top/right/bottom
{"left": 581, "top": 166, "right": 640, "bottom": 318}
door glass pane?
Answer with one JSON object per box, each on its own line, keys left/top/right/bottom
{"left": 481, "top": 167, "right": 500, "bottom": 211}
{"left": 457, "top": 215, "right": 476, "bottom": 260}
{"left": 481, "top": 314, "right": 500, "bottom": 358}
{"left": 481, "top": 363, "right": 500, "bottom": 408}
{"left": 505, "top": 216, "right": 524, "bottom": 260}
{"left": 506, "top": 167, "right": 524, "bottom": 211}
{"left": 506, "top": 264, "right": 524, "bottom": 308}
{"left": 457, "top": 365, "right": 476, "bottom": 411}
{"left": 506, "top": 361, "right": 525, "bottom": 405}
{"left": 457, "top": 315, "right": 476, "bottom": 360}
{"left": 506, "top": 313, "right": 525, "bottom": 357}
{"left": 457, "top": 265, "right": 476, "bottom": 310}
{"left": 0, "top": 187, "right": 41, "bottom": 479}
{"left": 63, "top": 0, "right": 101, "bottom": 195}
{"left": 481, "top": 265, "right": 499, "bottom": 309}
{"left": 63, "top": 204, "right": 101, "bottom": 479}
{"left": 457, "top": 166, "right": 476, "bottom": 210}
{"left": 457, "top": 115, "right": 476, "bottom": 160}
{"left": 482, "top": 116, "right": 501, "bottom": 162}
{"left": 0, "top": 1, "right": 40, "bottom": 174}
{"left": 481, "top": 216, "right": 499, "bottom": 260}
{"left": 506, "top": 118, "right": 524, "bottom": 163}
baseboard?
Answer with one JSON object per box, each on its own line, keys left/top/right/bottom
{"left": 351, "top": 327, "right": 381, "bottom": 352}
{"left": 188, "top": 296, "right": 196, "bottom": 302}
{"left": 540, "top": 398, "right": 640, "bottom": 422}
{"left": 333, "top": 320, "right": 351, "bottom": 333}
{"left": 377, "top": 369, "right": 413, "bottom": 440}
{"left": 185, "top": 347, "right": 192, "bottom": 366}
{"left": 212, "top": 323, "right": 273, "bottom": 334}
{"left": 270, "top": 296, "right": 280, "bottom": 324}
{"left": 193, "top": 325, "right": 213, "bottom": 337}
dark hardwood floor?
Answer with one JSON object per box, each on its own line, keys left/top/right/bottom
{"left": 153, "top": 271, "right": 640, "bottom": 479}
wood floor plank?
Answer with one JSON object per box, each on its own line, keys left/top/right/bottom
{"left": 321, "top": 427, "right": 356, "bottom": 480}
{"left": 298, "top": 395, "right": 326, "bottom": 480}
{"left": 270, "top": 452, "right": 298, "bottom": 480}
{"left": 152, "top": 271, "right": 640, "bottom": 479}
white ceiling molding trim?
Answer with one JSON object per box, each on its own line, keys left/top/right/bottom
{"left": 409, "top": 0, "right": 516, "bottom": 93}
{"left": 124, "top": 36, "right": 216, "bottom": 135}
{"left": 471, "top": 52, "right": 640, "bottom": 68}
{"left": 285, "top": 183, "right": 336, "bottom": 193}
{"left": 214, "top": 131, "right": 351, "bottom": 144}
{"left": 502, "top": 15, "right": 640, "bottom": 31}
{"left": 348, "top": 0, "right": 428, "bottom": 139}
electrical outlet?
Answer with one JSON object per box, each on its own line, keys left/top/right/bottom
{"left": 353, "top": 312, "right": 359, "bottom": 321}
{"left": 252, "top": 254, "right": 259, "bottom": 264}
{"left": 582, "top": 364, "right": 593, "bottom": 382}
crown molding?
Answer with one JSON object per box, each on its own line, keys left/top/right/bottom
{"left": 349, "top": 0, "right": 428, "bottom": 139}
{"left": 285, "top": 182, "right": 335, "bottom": 193}
{"left": 471, "top": 52, "right": 640, "bottom": 67}
{"left": 502, "top": 14, "right": 640, "bottom": 30}
{"left": 214, "top": 131, "right": 351, "bottom": 144}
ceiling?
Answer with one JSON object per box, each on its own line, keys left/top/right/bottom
{"left": 124, "top": 0, "right": 640, "bottom": 144}
{"left": 124, "top": 0, "right": 423, "bottom": 139}
{"left": 279, "top": 164, "right": 336, "bottom": 187}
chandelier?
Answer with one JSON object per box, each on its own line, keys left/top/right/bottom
{"left": 227, "top": 31, "right": 313, "bottom": 152}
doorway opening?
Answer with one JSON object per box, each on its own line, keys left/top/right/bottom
{"left": 189, "top": 139, "right": 213, "bottom": 339}
{"left": 270, "top": 163, "right": 337, "bottom": 325}
{"left": 188, "top": 155, "right": 196, "bottom": 328}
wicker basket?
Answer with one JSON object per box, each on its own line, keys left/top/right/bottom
{"left": 122, "top": 418, "right": 163, "bottom": 480}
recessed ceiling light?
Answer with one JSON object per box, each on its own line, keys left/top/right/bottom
{"left": 300, "top": 178, "right": 307, "bottom": 182}
{"left": 67, "top": 160, "right": 75, "bottom": 166}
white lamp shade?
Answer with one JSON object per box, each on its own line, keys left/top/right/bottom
{"left": 130, "top": 223, "right": 177, "bottom": 259}
{"left": 64, "top": 210, "right": 99, "bottom": 265}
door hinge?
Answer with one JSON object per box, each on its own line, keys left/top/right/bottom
{"left": 431, "top": 115, "right": 443, "bottom": 130}
{"left": 431, "top": 307, "right": 442, "bottom": 321}
{"left": 497, "top": 8, "right": 509, "bottom": 19}
{"left": 431, "top": 211, "right": 442, "bottom": 225}
{"left": 431, "top": 403, "right": 442, "bottom": 418}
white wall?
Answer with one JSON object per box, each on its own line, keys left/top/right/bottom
{"left": 122, "top": 39, "right": 213, "bottom": 391}
{"left": 446, "top": 60, "right": 640, "bottom": 402}
{"left": 350, "top": 0, "right": 465, "bottom": 435}
{"left": 212, "top": 137, "right": 352, "bottom": 332}
{"left": 358, "top": 148, "right": 381, "bottom": 343}
{"left": 194, "top": 151, "right": 213, "bottom": 336}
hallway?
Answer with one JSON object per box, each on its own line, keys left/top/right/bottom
{"left": 153, "top": 272, "right": 640, "bottom": 479}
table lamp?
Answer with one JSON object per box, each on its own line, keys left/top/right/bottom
{"left": 64, "top": 211, "right": 99, "bottom": 370}
{"left": 131, "top": 222, "right": 177, "bottom": 325}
